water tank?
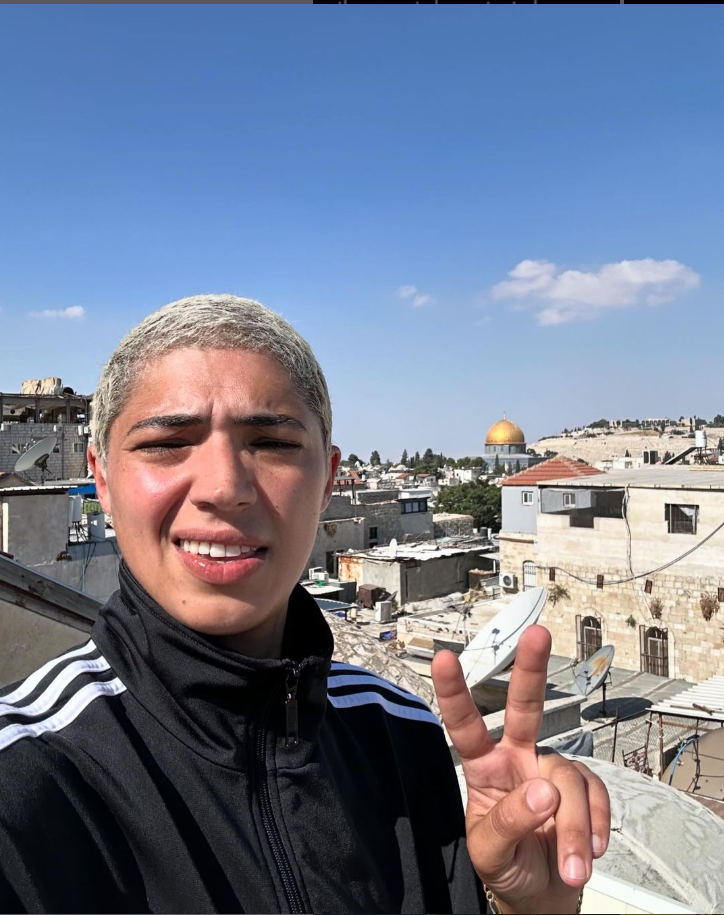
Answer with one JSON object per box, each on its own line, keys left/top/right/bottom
{"left": 695, "top": 430, "right": 708, "bottom": 449}
{"left": 68, "top": 495, "right": 83, "bottom": 524}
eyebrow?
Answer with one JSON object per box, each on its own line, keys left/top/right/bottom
{"left": 126, "top": 412, "right": 308, "bottom": 436}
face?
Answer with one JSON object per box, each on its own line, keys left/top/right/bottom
{"left": 89, "top": 347, "right": 340, "bottom": 656}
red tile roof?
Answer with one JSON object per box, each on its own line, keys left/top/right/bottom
{"left": 500, "top": 456, "right": 604, "bottom": 486}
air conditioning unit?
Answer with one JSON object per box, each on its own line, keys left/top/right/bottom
{"left": 500, "top": 572, "right": 518, "bottom": 590}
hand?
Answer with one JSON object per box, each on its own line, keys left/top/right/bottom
{"left": 431, "top": 625, "right": 610, "bottom": 915}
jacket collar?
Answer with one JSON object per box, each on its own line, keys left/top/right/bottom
{"left": 91, "top": 561, "right": 333, "bottom": 769}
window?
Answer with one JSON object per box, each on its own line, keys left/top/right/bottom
{"left": 368, "top": 526, "right": 378, "bottom": 547}
{"left": 563, "top": 493, "right": 576, "bottom": 507}
{"left": 73, "top": 442, "right": 85, "bottom": 453}
{"left": 401, "top": 500, "right": 427, "bottom": 514}
{"left": 665, "top": 503, "right": 698, "bottom": 535}
{"left": 522, "top": 491, "right": 534, "bottom": 505}
{"left": 576, "top": 615, "right": 602, "bottom": 660}
{"left": 640, "top": 626, "right": 669, "bottom": 677}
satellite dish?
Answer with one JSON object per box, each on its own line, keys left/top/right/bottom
{"left": 13, "top": 434, "right": 58, "bottom": 483}
{"left": 389, "top": 538, "right": 398, "bottom": 558}
{"left": 572, "top": 645, "right": 615, "bottom": 697}
{"left": 459, "top": 587, "right": 548, "bottom": 688}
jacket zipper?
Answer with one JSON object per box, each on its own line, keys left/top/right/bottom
{"left": 255, "top": 663, "right": 306, "bottom": 914}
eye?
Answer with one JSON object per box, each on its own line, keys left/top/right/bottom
{"left": 253, "top": 440, "right": 302, "bottom": 450}
{"left": 136, "top": 441, "right": 189, "bottom": 453}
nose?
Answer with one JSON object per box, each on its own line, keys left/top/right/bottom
{"left": 188, "top": 435, "right": 257, "bottom": 513}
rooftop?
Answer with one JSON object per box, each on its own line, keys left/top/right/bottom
{"left": 542, "top": 466, "right": 724, "bottom": 491}
{"left": 501, "top": 455, "right": 604, "bottom": 487}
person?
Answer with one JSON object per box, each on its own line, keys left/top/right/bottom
{"left": 0, "top": 295, "right": 609, "bottom": 914}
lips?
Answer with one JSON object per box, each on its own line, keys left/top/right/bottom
{"left": 173, "top": 538, "right": 268, "bottom": 585}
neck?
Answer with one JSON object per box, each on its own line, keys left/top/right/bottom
{"left": 218, "top": 605, "right": 288, "bottom": 659}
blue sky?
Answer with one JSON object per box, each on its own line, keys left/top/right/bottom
{"left": 1, "top": 5, "right": 722, "bottom": 461}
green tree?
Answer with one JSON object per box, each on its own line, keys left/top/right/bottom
{"left": 414, "top": 451, "right": 421, "bottom": 465}
{"left": 423, "top": 448, "right": 435, "bottom": 464}
{"left": 589, "top": 419, "right": 609, "bottom": 429}
{"left": 401, "top": 449, "right": 409, "bottom": 466}
{"left": 433, "top": 479, "right": 502, "bottom": 531}
{"left": 494, "top": 454, "right": 501, "bottom": 472}
{"left": 713, "top": 415, "right": 724, "bottom": 427}
{"left": 515, "top": 460, "right": 522, "bottom": 474}
{"left": 370, "top": 450, "right": 381, "bottom": 466}
{"left": 348, "top": 453, "right": 361, "bottom": 464}
{"left": 662, "top": 451, "right": 673, "bottom": 463}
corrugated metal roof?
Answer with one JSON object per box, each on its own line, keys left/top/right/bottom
{"left": 649, "top": 675, "right": 724, "bottom": 721}
{"left": 542, "top": 466, "right": 724, "bottom": 491}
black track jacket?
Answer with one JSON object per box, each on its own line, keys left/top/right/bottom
{"left": 0, "top": 563, "right": 484, "bottom": 913}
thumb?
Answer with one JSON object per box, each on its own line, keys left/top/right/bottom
{"left": 468, "top": 779, "right": 560, "bottom": 878}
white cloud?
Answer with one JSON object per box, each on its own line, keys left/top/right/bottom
{"left": 491, "top": 258, "right": 700, "bottom": 326}
{"left": 28, "top": 306, "right": 85, "bottom": 320}
{"left": 397, "top": 285, "right": 433, "bottom": 308}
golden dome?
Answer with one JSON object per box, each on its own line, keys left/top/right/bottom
{"left": 486, "top": 416, "right": 525, "bottom": 445}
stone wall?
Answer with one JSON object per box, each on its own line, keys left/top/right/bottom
{"left": 0, "top": 423, "right": 87, "bottom": 480}
{"left": 433, "top": 513, "right": 474, "bottom": 539}
{"left": 497, "top": 533, "right": 536, "bottom": 589}
{"left": 308, "top": 516, "right": 365, "bottom": 573}
{"left": 537, "top": 561, "right": 724, "bottom": 682}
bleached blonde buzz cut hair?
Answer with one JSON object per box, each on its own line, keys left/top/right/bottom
{"left": 91, "top": 294, "right": 333, "bottom": 467}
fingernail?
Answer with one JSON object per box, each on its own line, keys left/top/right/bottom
{"left": 592, "top": 834, "right": 606, "bottom": 856}
{"left": 564, "top": 855, "right": 587, "bottom": 881}
{"left": 526, "top": 780, "right": 554, "bottom": 814}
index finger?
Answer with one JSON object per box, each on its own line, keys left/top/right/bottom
{"left": 501, "top": 624, "right": 551, "bottom": 749}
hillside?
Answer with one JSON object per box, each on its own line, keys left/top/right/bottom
{"left": 528, "top": 428, "right": 724, "bottom": 466}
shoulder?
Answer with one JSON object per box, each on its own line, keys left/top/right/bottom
{"left": 327, "top": 660, "right": 442, "bottom": 729}
{"left": 0, "top": 638, "right": 126, "bottom": 767}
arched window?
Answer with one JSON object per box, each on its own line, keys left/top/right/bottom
{"left": 640, "top": 626, "right": 669, "bottom": 677}
{"left": 577, "top": 615, "right": 602, "bottom": 660}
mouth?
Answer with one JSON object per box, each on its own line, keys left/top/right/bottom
{"left": 175, "top": 538, "right": 268, "bottom": 561}
{"left": 172, "top": 538, "right": 268, "bottom": 585}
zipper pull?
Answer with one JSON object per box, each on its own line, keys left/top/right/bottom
{"left": 285, "top": 664, "right": 301, "bottom": 749}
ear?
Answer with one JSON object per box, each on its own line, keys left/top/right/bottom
{"left": 321, "top": 446, "right": 342, "bottom": 511}
{"left": 87, "top": 445, "right": 112, "bottom": 515}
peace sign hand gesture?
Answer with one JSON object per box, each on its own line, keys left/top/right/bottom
{"left": 432, "top": 625, "right": 610, "bottom": 915}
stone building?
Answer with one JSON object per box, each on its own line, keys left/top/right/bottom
{"left": 498, "top": 456, "right": 603, "bottom": 591}
{"left": 532, "top": 466, "right": 724, "bottom": 682}
{"left": 0, "top": 384, "right": 91, "bottom": 482}
{"left": 307, "top": 490, "right": 434, "bottom": 576}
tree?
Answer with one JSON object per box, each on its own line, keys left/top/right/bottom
{"left": 589, "top": 419, "right": 609, "bottom": 429}
{"left": 515, "top": 460, "right": 522, "bottom": 474}
{"left": 625, "top": 449, "right": 631, "bottom": 457}
{"left": 433, "top": 479, "right": 502, "bottom": 531}
{"left": 348, "top": 453, "right": 361, "bottom": 464}
{"left": 494, "top": 454, "right": 500, "bottom": 472}
{"left": 714, "top": 415, "right": 724, "bottom": 427}
{"left": 370, "top": 450, "right": 381, "bottom": 466}
{"left": 401, "top": 449, "right": 409, "bottom": 466}
{"left": 423, "top": 448, "right": 435, "bottom": 464}
{"left": 662, "top": 451, "right": 673, "bottom": 463}
{"left": 414, "top": 451, "right": 421, "bottom": 466}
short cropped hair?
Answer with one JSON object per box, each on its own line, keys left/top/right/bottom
{"left": 92, "top": 294, "right": 332, "bottom": 465}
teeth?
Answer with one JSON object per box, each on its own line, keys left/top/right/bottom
{"left": 179, "top": 540, "right": 257, "bottom": 558}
